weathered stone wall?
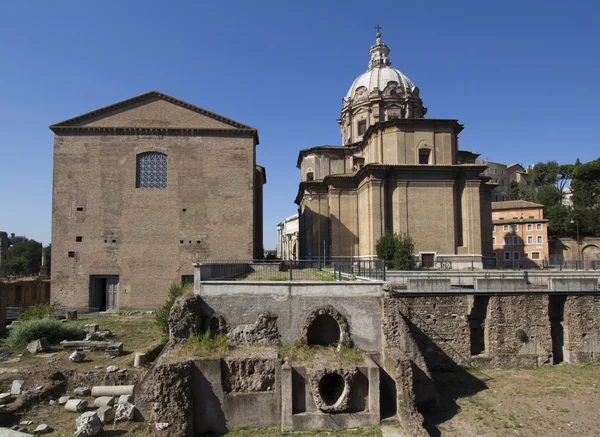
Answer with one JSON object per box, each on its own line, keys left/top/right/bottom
{"left": 196, "top": 282, "right": 383, "bottom": 355}
{"left": 484, "top": 295, "right": 552, "bottom": 367}
{"left": 383, "top": 290, "right": 600, "bottom": 368}
{"left": 563, "top": 295, "right": 600, "bottom": 364}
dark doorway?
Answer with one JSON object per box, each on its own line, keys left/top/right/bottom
{"left": 549, "top": 295, "right": 566, "bottom": 364}
{"left": 469, "top": 296, "right": 490, "bottom": 355}
{"left": 89, "top": 275, "right": 119, "bottom": 311}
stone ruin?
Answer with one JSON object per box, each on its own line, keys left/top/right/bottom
{"left": 131, "top": 276, "right": 600, "bottom": 436}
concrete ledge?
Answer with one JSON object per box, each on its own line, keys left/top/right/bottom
{"left": 198, "top": 282, "right": 383, "bottom": 297}
{"left": 407, "top": 278, "right": 452, "bottom": 292}
{"left": 549, "top": 277, "right": 599, "bottom": 292}
{"left": 475, "top": 278, "right": 528, "bottom": 291}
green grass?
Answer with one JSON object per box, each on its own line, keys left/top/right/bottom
{"left": 178, "top": 330, "right": 229, "bottom": 358}
{"left": 278, "top": 338, "right": 315, "bottom": 362}
{"left": 73, "top": 313, "right": 161, "bottom": 352}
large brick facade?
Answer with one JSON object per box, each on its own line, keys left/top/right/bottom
{"left": 50, "top": 91, "right": 265, "bottom": 310}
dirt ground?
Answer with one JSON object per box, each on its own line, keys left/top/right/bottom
{"left": 425, "top": 366, "right": 600, "bottom": 437}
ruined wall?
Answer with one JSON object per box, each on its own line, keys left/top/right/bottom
{"left": 563, "top": 295, "right": 600, "bottom": 364}
{"left": 383, "top": 290, "right": 600, "bottom": 368}
{"left": 196, "top": 282, "right": 383, "bottom": 355}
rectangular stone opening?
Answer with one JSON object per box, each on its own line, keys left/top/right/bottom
{"left": 469, "top": 296, "right": 490, "bottom": 356}
{"left": 89, "top": 275, "right": 119, "bottom": 311}
{"left": 549, "top": 295, "right": 566, "bottom": 364}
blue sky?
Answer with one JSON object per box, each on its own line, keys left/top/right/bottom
{"left": 1, "top": 0, "right": 599, "bottom": 250}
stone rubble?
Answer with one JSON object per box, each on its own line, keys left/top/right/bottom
{"left": 0, "top": 393, "right": 13, "bottom": 405}
{"left": 118, "top": 394, "right": 133, "bottom": 404}
{"left": 155, "top": 422, "right": 169, "bottom": 430}
{"left": 75, "top": 411, "right": 103, "bottom": 437}
{"left": 58, "top": 396, "right": 72, "bottom": 405}
{"left": 11, "top": 380, "right": 24, "bottom": 395}
{"left": 69, "top": 351, "right": 86, "bottom": 363}
{"left": 106, "top": 366, "right": 119, "bottom": 373}
{"left": 65, "top": 399, "right": 88, "bottom": 412}
{"left": 95, "top": 405, "right": 115, "bottom": 424}
{"left": 74, "top": 387, "right": 91, "bottom": 397}
{"left": 93, "top": 396, "right": 115, "bottom": 408}
{"left": 114, "top": 402, "right": 137, "bottom": 422}
{"left": 32, "top": 424, "right": 52, "bottom": 434}
{"left": 26, "top": 339, "right": 49, "bottom": 354}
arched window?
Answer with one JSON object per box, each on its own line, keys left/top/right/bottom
{"left": 136, "top": 152, "right": 168, "bottom": 188}
{"left": 306, "top": 172, "right": 314, "bottom": 181}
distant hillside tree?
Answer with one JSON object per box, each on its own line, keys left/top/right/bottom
{"left": 4, "top": 238, "right": 42, "bottom": 276}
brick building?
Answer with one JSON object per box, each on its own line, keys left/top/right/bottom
{"left": 50, "top": 91, "right": 265, "bottom": 310}
{"left": 491, "top": 200, "right": 549, "bottom": 267}
{"left": 295, "top": 32, "right": 493, "bottom": 267}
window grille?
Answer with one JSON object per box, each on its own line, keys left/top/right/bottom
{"left": 136, "top": 152, "right": 168, "bottom": 188}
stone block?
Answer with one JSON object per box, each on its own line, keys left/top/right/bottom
{"left": 26, "top": 338, "right": 49, "bottom": 354}
{"left": 118, "top": 395, "right": 133, "bottom": 404}
{"left": 58, "top": 396, "right": 72, "bottom": 405}
{"left": 114, "top": 402, "right": 136, "bottom": 422}
{"left": 65, "top": 399, "right": 88, "bottom": 412}
{"left": 69, "top": 351, "right": 86, "bottom": 363}
{"left": 84, "top": 324, "right": 99, "bottom": 333}
{"left": 65, "top": 310, "right": 78, "bottom": 321}
{"left": 32, "top": 424, "right": 52, "bottom": 434}
{"left": 96, "top": 405, "right": 115, "bottom": 424}
{"left": 11, "top": 380, "right": 24, "bottom": 395}
{"left": 74, "top": 387, "right": 91, "bottom": 397}
{"left": 93, "top": 396, "right": 115, "bottom": 408}
{"left": 133, "top": 353, "right": 146, "bottom": 367}
{"left": 0, "top": 393, "right": 13, "bottom": 405}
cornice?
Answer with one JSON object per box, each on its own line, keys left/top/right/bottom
{"left": 50, "top": 126, "right": 258, "bottom": 139}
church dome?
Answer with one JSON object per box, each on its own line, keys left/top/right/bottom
{"left": 345, "top": 66, "right": 416, "bottom": 99}
{"left": 339, "top": 31, "right": 427, "bottom": 145}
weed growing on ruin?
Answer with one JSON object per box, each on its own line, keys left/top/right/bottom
{"left": 155, "top": 282, "right": 193, "bottom": 337}
{"left": 515, "top": 328, "right": 529, "bottom": 343}
{"left": 185, "top": 330, "right": 229, "bottom": 358}
{"left": 338, "top": 342, "right": 363, "bottom": 364}
{"left": 6, "top": 318, "right": 85, "bottom": 350}
{"left": 19, "top": 303, "right": 62, "bottom": 321}
{"left": 278, "top": 338, "right": 315, "bottom": 362}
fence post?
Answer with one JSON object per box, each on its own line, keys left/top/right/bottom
{"left": 383, "top": 262, "right": 386, "bottom": 281}
{"left": 289, "top": 261, "right": 293, "bottom": 281}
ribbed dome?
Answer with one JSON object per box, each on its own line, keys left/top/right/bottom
{"left": 345, "top": 67, "right": 416, "bottom": 99}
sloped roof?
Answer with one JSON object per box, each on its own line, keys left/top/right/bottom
{"left": 491, "top": 200, "right": 544, "bottom": 210}
{"left": 50, "top": 91, "right": 258, "bottom": 141}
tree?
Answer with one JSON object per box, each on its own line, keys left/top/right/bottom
{"left": 376, "top": 232, "right": 415, "bottom": 270}
{"left": 4, "top": 238, "right": 42, "bottom": 276}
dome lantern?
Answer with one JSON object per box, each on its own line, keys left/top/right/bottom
{"left": 339, "top": 30, "right": 427, "bottom": 145}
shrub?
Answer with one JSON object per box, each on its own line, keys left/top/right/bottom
{"left": 376, "top": 232, "right": 415, "bottom": 270}
{"left": 515, "top": 328, "right": 529, "bottom": 343}
{"left": 19, "top": 303, "right": 62, "bottom": 321}
{"left": 184, "top": 330, "right": 228, "bottom": 358}
{"left": 155, "top": 282, "right": 192, "bottom": 337}
{"left": 7, "top": 318, "right": 85, "bottom": 350}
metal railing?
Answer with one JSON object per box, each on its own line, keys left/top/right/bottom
{"left": 195, "top": 259, "right": 385, "bottom": 282}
